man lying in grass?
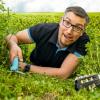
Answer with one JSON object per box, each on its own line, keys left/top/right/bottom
{"left": 6, "top": 6, "right": 90, "bottom": 79}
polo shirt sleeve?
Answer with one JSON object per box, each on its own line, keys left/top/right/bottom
{"left": 74, "top": 34, "right": 90, "bottom": 57}
{"left": 68, "top": 33, "right": 90, "bottom": 57}
{"left": 28, "top": 24, "right": 47, "bottom": 43}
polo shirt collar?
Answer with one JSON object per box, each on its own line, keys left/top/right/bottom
{"left": 48, "top": 27, "right": 68, "bottom": 51}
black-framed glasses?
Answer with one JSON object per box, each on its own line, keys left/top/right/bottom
{"left": 62, "top": 18, "right": 84, "bottom": 33}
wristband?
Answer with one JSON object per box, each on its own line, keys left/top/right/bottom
{"left": 23, "top": 64, "right": 31, "bottom": 72}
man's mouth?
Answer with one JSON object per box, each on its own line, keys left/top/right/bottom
{"left": 64, "top": 34, "right": 73, "bottom": 41}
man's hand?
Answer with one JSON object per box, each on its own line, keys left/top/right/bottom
{"left": 6, "top": 34, "right": 23, "bottom": 63}
{"left": 19, "top": 61, "right": 27, "bottom": 70}
{"left": 9, "top": 44, "right": 23, "bottom": 63}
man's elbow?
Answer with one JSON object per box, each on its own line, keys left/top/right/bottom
{"left": 58, "top": 74, "right": 69, "bottom": 80}
{"left": 57, "top": 69, "right": 71, "bottom": 80}
{"left": 5, "top": 34, "right": 12, "bottom": 42}
{"left": 5, "top": 34, "right": 18, "bottom": 43}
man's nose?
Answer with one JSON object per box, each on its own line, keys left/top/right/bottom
{"left": 66, "top": 26, "right": 73, "bottom": 34}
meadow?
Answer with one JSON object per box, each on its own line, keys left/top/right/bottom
{"left": 0, "top": 12, "right": 100, "bottom": 100}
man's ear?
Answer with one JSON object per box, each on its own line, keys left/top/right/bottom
{"left": 59, "top": 16, "right": 63, "bottom": 26}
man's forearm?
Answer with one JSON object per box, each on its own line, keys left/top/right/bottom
{"left": 30, "top": 65, "right": 60, "bottom": 76}
{"left": 20, "top": 61, "right": 74, "bottom": 79}
{"left": 29, "top": 65, "right": 70, "bottom": 79}
{"left": 6, "top": 34, "right": 18, "bottom": 48}
{"left": 19, "top": 62, "right": 65, "bottom": 79}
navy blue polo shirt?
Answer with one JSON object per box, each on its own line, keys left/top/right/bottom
{"left": 27, "top": 23, "right": 89, "bottom": 68}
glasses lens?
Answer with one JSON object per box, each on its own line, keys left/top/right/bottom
{"left": 63, "top": 20, "right": 71, "bottom": 28}
{"left": 73, "top": 26, "right": 83, "bottom": 33}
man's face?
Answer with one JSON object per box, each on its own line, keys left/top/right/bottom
{"left": 58, "top": 12, "right": 86, "bottom": 48}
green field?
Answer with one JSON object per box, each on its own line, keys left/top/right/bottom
{"left": 0, "top": 12, "right": 100, "bottom": 99}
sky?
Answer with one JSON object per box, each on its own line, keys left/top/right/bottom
{"left": 3, "top": 0, "right": 100, "bottom": 12}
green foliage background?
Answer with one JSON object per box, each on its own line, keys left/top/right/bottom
{"left": 0, "top": 11, "right": 100, "bottom": 99}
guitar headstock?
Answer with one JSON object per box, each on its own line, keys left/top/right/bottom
{"left": 75, "top": 74, "right": 100, "bottom": 91}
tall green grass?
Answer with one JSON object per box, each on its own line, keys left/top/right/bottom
{"left": 0, "top": 12, "right": 100, "bottom": 99}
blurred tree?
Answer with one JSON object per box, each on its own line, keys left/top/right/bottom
{"left": 0, "top": 0, "right": 6, "bottom": 12}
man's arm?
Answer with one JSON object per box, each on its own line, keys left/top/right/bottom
{"left": 6, "top": 29, "right": 32, "bottom": 44}
{"left": 6, "top": 29, "right": 32, "bottom": 62}
{"left": 20, "top": 53, "right": 79, "bottom": 79}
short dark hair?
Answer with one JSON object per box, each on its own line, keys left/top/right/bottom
{"left": 65, "top": 6, "right": 89, "bottom": 24}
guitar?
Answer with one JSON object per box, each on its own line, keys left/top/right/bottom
{"left": 75, "top": 74, "right": 100, "bottom": 91}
